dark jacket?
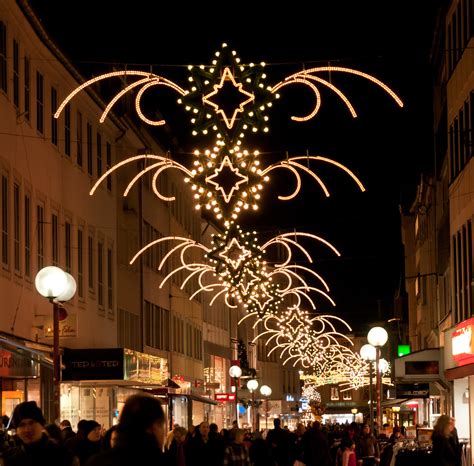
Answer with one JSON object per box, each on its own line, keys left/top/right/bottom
{"left": 61, "top": 427, "right": 76, "bottom": 442}
{"left": 301, "top": 426, "right": 331, "bottom": 466}
{"left": 266, "top": 427, "right": 291, "bottom": 466}
{"left": 4, "top": 433, "right": 77, "bottom": 466}
{"left": 72, "top": 438, "right": 101, "bottom": 465}
{"left": 356, "top": 433, "right": 380, "bottom": 460}
{"left": 432, "top": 431, "right": 456, "bottom": 466}
{"left": 85, "top": 432, "right": 166, "bottom": 466}
{"left": 185, "top": 432, "right": 223, "bottom": 466}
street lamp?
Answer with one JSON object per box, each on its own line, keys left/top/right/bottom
{"left": 368, "top": 327, "right": 388, "bottom": 432}
{"left": 351, "top": 408, "right": 358, "bottom": 422}
{"left": 229, "top": 365, "right": 242, "bottom": 427}
{"left": 247, "top": 379, "right": 259, "bottom": 432}
{"left": 260, "top": 384, "right": 272, "bottom": 430}
{"left": 35, "top": 266, "right": 76, "bottom": 422}
{"left": 360, "top": 343, "right": 376, "bottom": 432}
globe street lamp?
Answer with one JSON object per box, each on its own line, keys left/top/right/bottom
{"left": 368, "top": 327, "right": 388, "bottom": 432}
{"left": 229, "top": 365, "right": 242, "bottom": 427}
{"left": 247, "top": 379, "right": 259, "bottom": 432}
{"left": 351, "top": 407, "right": 358, "bottom": 422}
{"left": 35, "top": 266, "right": 76, "bottom": 422}
{"left": 260, "top": 384, "right": 272, "bottom": 430}
{"left": 360, "top": 343, "right": 376, "bottom": 432}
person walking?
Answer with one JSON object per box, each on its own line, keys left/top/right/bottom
{"left": 224, "top": 429, "right": 250, "bottom": 466}
{"left": 266, "top": 419, "right": 291, "bottom": 466}
{"left": 431, "top": 415, "right": 456, "bottom": 466}
{"left": 71, "top": 420, "right": 102, "bottom": 465}
{"left": 85, "top": 393, "right": 167, "bottom": 466}
{"left": 4, "top": 401, "right": 77, "bottom": 466}
{"left": 166, "top": 426, "right": 187, "bottom": 466}
{"left": 301, "top": 421, "right": 331, "bottom": 466}
{"left": 185, "top": 421, "right": 222, "bottom": 466}
{"left": 60, "top": 420, "right": 76, "bottom": 442}
{"left": 356, "top": 424, "right": 379, "bottom": 466}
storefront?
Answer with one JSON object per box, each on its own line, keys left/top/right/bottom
{"left": 394, "top": 348, "right": 449, "bottom": 427}
{"left": 0, "top": 333, "right": 55, "bottom": 422}
{"left": 444, "top": 317, "right": 474, "bottom": 460}
{"left": 61, "top": 348, "right": 168, "bottom": 429}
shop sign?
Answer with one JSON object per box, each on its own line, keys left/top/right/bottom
{"left": 62, "top": 348, "right": 124, "bottom": 381}
{"left": 326, "top": 401, "right": 357, "bottom": 407}
{"left": 396, "top": 383, "right": 429, "bottom": 399}
{"left": 0, "top": 349, "right": 39, "bottom": 378}
{"left": 215, "top": 393, "right": 236, "bottom": 402}
{"left": 452, "top": 318, "right": 474, "bottom": 366}
{"left": 405, "top": 361, "right": 439, "bottom": 375}
{"left": 44, "top": 313, "right": 78, "bottom": 338}
{"left": 205, "top": 382, "right": 221, "bottom": 389}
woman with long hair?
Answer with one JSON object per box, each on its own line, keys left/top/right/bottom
{"left": 432, "top": 415, "right": 456, "bottom": 466}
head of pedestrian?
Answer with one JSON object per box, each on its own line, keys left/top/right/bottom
{"left": 234, "top": 429, "right": 246, "bottom": 444}
{"left": 60, "top": 420, "right": 72, "bottom": 430}
{"left": 173, "top": 426, "right": 187, "bottom": 444}
{"left": 273, "top": 418, "right": 281, "bottom": 429}
{"left": 118, "top": 393, "right": 166, "bottom": 449}
{"left": 12, "top": 401, "right": 46, "bottom": 445}
{"left": 362, "top": 424, "right": 371, "bottom": 435}
{"left": 199, "top": 421, "right": 210, "bottom": 439}
{"left": 83, "top": 420, "right": 101, "bottom": 442}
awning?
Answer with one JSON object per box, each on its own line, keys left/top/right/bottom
{"left": 169, "top": 392, "right": 218, "bottom": 405}
{"left": 0, "top": 333, "right": 53, "bottom": 369}
{"left": 444, "top": 363, "right": 474, "bottom": 380}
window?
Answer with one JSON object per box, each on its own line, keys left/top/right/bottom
{"left": 36, "top": 72, "right": 44, "bottom": 134}
{"left": 37, "top": 204, "right": 44, "bottom": 271}
{"left": 107, "top": 247, "right": 113, "bottom": 312}
{"left": 96, "top": 133, "right": 102, "bottom": 177}
{"left": 87, "top": 123, "right": 93, "bottom": 176}
{"left": 64, "top": 104, "right": 71, "bottom": 156}
{"left": 106, "top": 142, "right": 112, "bottom": 191}
{"left": 13, "top": 40, "right": 19, "bottom": 108}
{"left": 51, "top": 213, "right": 58, "bottom": 265}
{"left": 118, "top": 309, "right": 140, "bottom": 351}
{"left": 98, "top": 241, "right": 103, "bottom": 306}
{"left": 330, "top": 387, "right": 339, "bottom": 401}
{"left": 2, "top": 175, "right": 8, "bottom": 267}
{"left": 24, "top": 194, "right": 30, "bottom": 276}
{"left": 51, "top": 87, "right": 58, "bottom": 146}
{"left": 342, "top": 390, "right": 352, "bottom": 401}
{"left": 13, "top": 184, "right": 20, "bottom": 273}
{"left": 77, "top": 229, "right": 83, "bottom": 298}
{"left": 77, "top": 112, "right": 83, "bottom": 166}
{"left": 173, "top": 316, "right": 184, "bottom": 354}
{"left": 65, "top": 221, "right": 71, "bottom": 273}
{"left": 144, "top": 301, "right": 170, "bottom": 350}
{"left": 24, "top": 57, "right": 30, "bottom": 121}
{"left": 88, "top": 235, "right": 94, "bottom": 290}
{"left": 0, "top": 22, "right": 6, "bottom": 93}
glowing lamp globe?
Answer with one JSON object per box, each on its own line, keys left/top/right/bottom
{"left": 35, "top": 266, "right": 68, "bottom": 299}
{"left": 360, "top": 344, "right": 376, "bottom": 362}
{"left": 54, "top": 272, "right": 77, "bottom": 302}
{"left": 368, "top": 327, "right": 388, "bottom": 347}
{"left": 260, "top": 385, "right": 272, "bottom": 397}
{"left": 378, "top": 358, "right": 389, "bottom": 373}
{"left": 229, "top": 365, "right": 242, "bottom": 378}
{"left": 247, "top": 379, "right": 259, "bottom": 391}
{"left": 351, "top": 408, "right": 358, "bottom": 414}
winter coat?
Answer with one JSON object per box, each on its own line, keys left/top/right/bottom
{"left": 432, "top": 431, "right": 456, "bottom": 466}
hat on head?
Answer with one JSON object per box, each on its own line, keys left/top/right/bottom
{"left": 83, "top": 420, "right": 100, "bottom": 437}
{"left": 12, "top": 401, "right": 45, "bottom": 428}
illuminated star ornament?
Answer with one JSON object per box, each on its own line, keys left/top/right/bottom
{"left": 205, "top": 156, "right": 249, "bottom": 203}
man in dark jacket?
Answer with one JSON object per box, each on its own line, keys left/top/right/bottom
{"left": 60, "top": 420, "right": 76, "bottom": 442}
{"left": 4, "top": 401, "right": 77, "bottom": 466}
{"left": 85, "top": 394, "right": 167, "bottom": 466}
{"left": 266, "top": 419, "right": 291, "bottom": 466}
{"left": 301, "top": 421, "right": 331, "bottom": 466}
{"left": 185, "top": 421, "right": 222, "bottom": 466}
{"left": 356, "top": 424, "right": 380, "bottom": 466}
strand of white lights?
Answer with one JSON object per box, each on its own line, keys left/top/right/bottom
{"left": 54, "top": 71, "right": 186, "bottom": 122}
{"left": 261, "top": 156, "right": 365, "bottom": 201}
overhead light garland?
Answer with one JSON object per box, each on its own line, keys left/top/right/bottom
{"left": 56, "top": 43, "right": 401, "bottom": 226}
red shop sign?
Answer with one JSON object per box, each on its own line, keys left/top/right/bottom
{"left": 215, "top": 393, "right": 236, "bottom": 402}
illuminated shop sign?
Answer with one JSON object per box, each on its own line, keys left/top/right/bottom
{"left": 215, "top": 393, "right": 236, "bottom": 402}
{"left": 452, "top": 318, "right": 474, "bottom": 366}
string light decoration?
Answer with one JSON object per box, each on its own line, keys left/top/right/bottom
{"left": 302, "top": 382, "right": 321, "bottom": 403}
{"left": 56, "top": 44, "right": 401, "bottom": 225}
{"left": 129, "top": 227, "right": 339, "bottom": 317}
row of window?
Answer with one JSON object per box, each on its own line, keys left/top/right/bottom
{"left": 0, "top": 173, "right": 113, "bottom": 312}
{"left": 330, "top": 386, "right": 352, "bottom": 401}
{"left": 282, "top": 369, "right": 300, "bottom": 395}
{"left": 144, "top": 301, "right": 170, "bottom": 351}
{"left": 447, "top": 0, "right": 474, "bottom": 76}
{"left": 172, "top": 314, "right": 203, "bottom": 360}
{"left": 0, "top": 21, "right": 113, "bottom": 187}
{"left": 452, "top": 220, "right": 473, "bottom": 324}
{"left": 449, "top": 91, "right": 474, "bottom": 182}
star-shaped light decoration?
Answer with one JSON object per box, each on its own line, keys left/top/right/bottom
{"left": 218, "top": 237, "right": 251, "bottom": 269}
{"left": 180, "top": 43, "right": 276, "bottom": 148}
{"left": 203, "top": 67, "right": 255, "bottom": 129}
{"left": 205, "top": 156, "right": 249, "bottom": 203}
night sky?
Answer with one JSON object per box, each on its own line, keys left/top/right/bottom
{"left": 28, "top": 1, "right": 441, "bottom": 329}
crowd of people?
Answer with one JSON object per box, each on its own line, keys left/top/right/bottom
{"left": 0, "top": 396, "right": 464, "bottom": 466}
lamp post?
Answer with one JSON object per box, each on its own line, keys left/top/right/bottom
{"left": 360, "top": 343, "right": 376, "bottom": 432}
{"left": 35, "top": 266, "right": 76, "bottom": 422}
{"left": 260, "top": 384, "right": 272, "bottom": 430}
{"left": 351, "top": 408, "right": 358, "bottom": 422}
{"left": 368, "top": 327, "right": 388, "bottom": 432}
{"left": 229, "top": 365, "right": 242, "bottom": 427}
{"left": 247, "top": 379, "right": 259, "bottom": 432}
